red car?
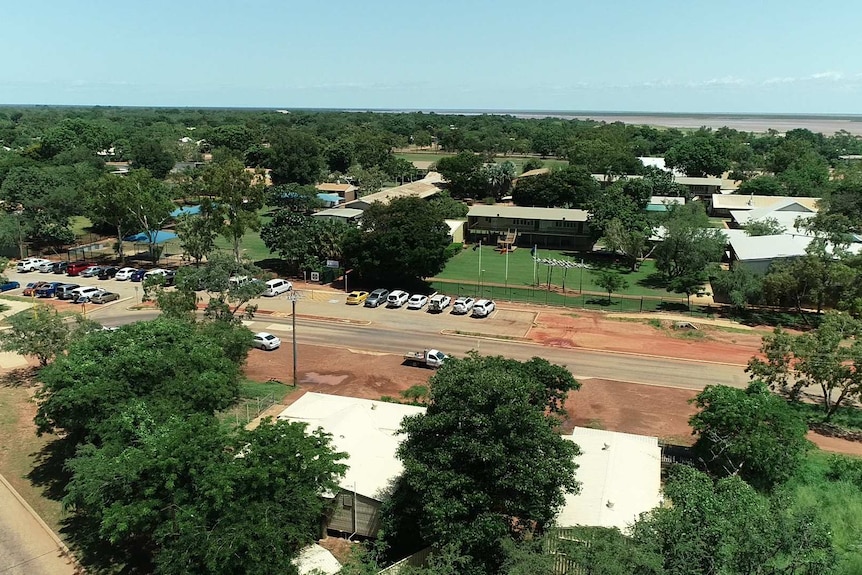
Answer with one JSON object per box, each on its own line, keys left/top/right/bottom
{"left": 66, "top": 262, "right": 94, "bottom": 276}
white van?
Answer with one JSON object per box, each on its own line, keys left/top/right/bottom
{"left": 70, "top": 286, "right": 103, "bottom": 303}
{"left": 263, "top": 278, "right": 292, "bottom": 297}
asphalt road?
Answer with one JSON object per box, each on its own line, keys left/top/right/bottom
{"left": 100, "top": 308, "right": 748, "bottom": 391}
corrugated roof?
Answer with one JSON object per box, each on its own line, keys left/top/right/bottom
{"left": 556, "top": 427, "right": 662, "bottom": 532}
{"left": 444, "top": 219, "right": 466, "bottom": 234}
{"left": 345, "top": 175, "right": 443, "bottom": 208}
{"left": 728, "top": 233, "right": 813, "bottom": 261}
{"left": 311, "top": 207, "right": 363, "bottom": 219}
{"left": 468, "top": 205, "right": 589, "bottom": 222}
{"left": 674, "top": 176, "right": 723, "bottom": 186}
{"left": 517, "top": 168, "right": 551, "bottom": 178}
{"left": 711, "top": 194, "right": 821, "bottom": 211}
{"left": 316, "top": 183, "right": 356, "bottom": 193}
{"left": 278, "top": 392, "right": 425, "bottom": 501}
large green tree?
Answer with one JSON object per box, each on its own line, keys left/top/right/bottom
{"left": 689, "top": 382, "right": 810, "bottom": 491}
{"left": 344, "top": 196, "right": 451, "bottom": 284}
{"left": 631, "top": 466, "right": 835, "bottom": 575}
{"left": 664, "top": 132, "right": 730, "bottom": 178}
{"left": 261, "top": 211, "right": 350, "bottom": 273}
{"left": 385, "top": 354, "right": 580, "bottom": 575}
{"left": 194, "top": 159, "right": 266, "bottom": 261}
{"left": 36, "top": 318, "right": 248, "bottom": 444}
{"left": 268, "top": 128, "right": 324, "bottom": 185}
{"left": 435, "top": 152, "right": 487, "bottom": 199}
{"left": 1, "top": 305, "right": 98, "bottom": 366}
{"left": 64, "top": 409, "right": 346, "bottom": 575}
{"left": 747, "top": 312, "right": 862, "bottom": 419}
{"left": 654, "top": 203, "right": 726, "bottom": 281}
{"left": 511, "top": 166, "right": 599, "bottom": 208}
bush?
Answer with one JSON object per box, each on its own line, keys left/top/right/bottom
{"left": 444, "top": 242, "right": 463, "bottom": 260}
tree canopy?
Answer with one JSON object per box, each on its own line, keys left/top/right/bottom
{"left": 344, "top": 196, "right": 451, "bottom": 284}
{"left": 385, "top": 354, "right": 580, "bottom": 575}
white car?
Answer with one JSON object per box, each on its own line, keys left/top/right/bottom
{"left": 472, "top": 299, "right": 496, "bottom": 318}
{"left": 145, "top": 268, "right": 170, "bottom": 278}
{"left": 407, "top": 294, "right": 429, "bottom": 310}
{"left": 16, "top": 258, "right": 51, "bottom": 272}
{"left": 114, "top": 267, "right": 139, "bottom": 281}
{"left": 386, "top": 290, "right": 409, "bottom": 308}
{"left": 452, "top": 297, "right": 475, "bottom": 315}
{"left": 253, "top": 332, "right": 281, "bottom": 351}
{"left": 428, "top": 294, "right": 452, "bottom": 313}
{"left": 263, "top": 278, "right": 292, "bottom": 296}
{"left": 71, "top": 286, "right": 105, "bottom": 303}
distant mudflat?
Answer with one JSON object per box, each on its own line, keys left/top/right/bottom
{"left": 508, "top": 112, "right": 862, "bottom": 135}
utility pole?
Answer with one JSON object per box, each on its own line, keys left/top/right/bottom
{"left": 287, "top": 292, "right": 298, "bottom": 386}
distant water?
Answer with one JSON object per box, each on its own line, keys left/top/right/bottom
{"left": 365, "top": 108, "right": 862, "bottom": 135}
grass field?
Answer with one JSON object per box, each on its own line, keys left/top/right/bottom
{"left": 434, "top": 245, "right": 672, "bottom": 298}
{"left": 212, "top": 208, "right": 274, "bottom": 264}
{"left": 396, "top": 151, "right": 569, "bottom": 173}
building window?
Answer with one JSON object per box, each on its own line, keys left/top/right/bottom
{"left": 553, "top": 221, "right": 578, "bottom": 229}
{"left": 513, "top": 219, "right": 534, "bottom": 226}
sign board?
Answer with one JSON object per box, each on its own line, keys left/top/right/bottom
{"left": 326, "top": 260, "right": 340, "bottom": 269}
{"left": 310, "top": 271, "right": 320, "bottom": 282}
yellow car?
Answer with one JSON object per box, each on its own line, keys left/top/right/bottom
{"left": 346, "top": 290, "right": 369, "bottom": 305}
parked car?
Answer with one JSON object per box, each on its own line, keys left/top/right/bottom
{"left": 91, "top": 291, "right": 120, "bottom": 304}
{"left": 37, "top": 260, "right": 58, "bottom": 273}
{"left": 35, "top": 282, "right": 64, "bottom": 298}
{"left": 114, "top": 267, "right": 139, "bottom": 281}
{"left": 98, "top": 266, "right": 120, "bottom": 279}
{"left": 252, "top": 332, "right": 281, "bottom": 351}
{"left": 55, "top": 284, "right": 81, "bottom": 300}
{"left": 17, "top": 258, "right": 51, "bottom": 272}
{"left": 428, "top": 294, "right": 452, "bottom": 313}
{"left": 130, "top": 269, "right": 147, "bottom": 282}
{"left": 407, "top": 294, "right": 429, "bottom": 310}
{"left": 79, "top": 265, "right": 102, "bottom": 278}
{"left": 22, "top": 282, "right": 48, "bottom": 296}
{"left": 263, "top": 278, "right": 293, "bottom": 297}
{"left": 72, "top": 286, "right": 105, "bottom": 303}
{"left": 346, "top": 290, "right": 369, "bottom": 305}
{"left": 0, "top": 281, "right": 20, "bottom": 292}
{"left": 471, "top": 299, "right": 496, "bottom": 318}
{"left": 66, "top": 262, "right": 93, "bottom": 276}
{"left": 364, "top": 288, "right": 390, "bottom": 308}
{"left": 144, "top": 268, "right": 174, "bottom": 286}
{"left": 452, "top": 297, "right": 476, "bottom": 315}
{"left": 386, "top": 290, "right": 409, "bottom": 308}
{"left": 50, "top": 261, "right": 69, "bottom": 274}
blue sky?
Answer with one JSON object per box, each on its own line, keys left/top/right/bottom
{"left": 3, "top": 0, "right": 862, "bottom": 113}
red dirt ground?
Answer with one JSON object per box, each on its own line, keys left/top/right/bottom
{"left": 243, "top": 344, "right": 862, "bottom": 456}
{"left": 527, "top": 311, "right": 764, "bottom": 365}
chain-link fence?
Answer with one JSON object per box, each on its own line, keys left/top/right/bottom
{"left": 428, "top": 280, "right": 709, "bottom": 316}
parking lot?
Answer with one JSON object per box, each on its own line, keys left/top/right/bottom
{"left": 1, "top": 266, "right": 538, "bottom": 338}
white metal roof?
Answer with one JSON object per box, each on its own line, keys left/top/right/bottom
{"left": 711, "top": 194, "right": 821, "bottom": 211}
{"left": 444, "top": 219, "right": 465, "bottom": 233}
{"left": 468, "top": 205, "right": 589, "bottom": 222}
{"left": 311, "top": 207, "right": 364, "bottom": 219}
{"left": 556, "top": 427, "right": 662, "bottom": 532}
{"left": 292, "top": 544, "right": 341, "bottom": 575}
{"left": 728, "top": 232, "right": 814, "bottom": 261}
{"left": 278, "top": 392, "right": 426, "bottom": 501}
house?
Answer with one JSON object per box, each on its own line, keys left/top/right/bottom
{"left": 646, "top": 196, "right": 685, "bottom": 213}
{"left": 316, "top": 182, "right": 358, "bottom": 203}
{"left": 467, "top": 205, "right": 592, "bottom": 249}
{"left": 724, "top": 229, "right": 815, "bottom": 274}
{"left": 556, "top": 427, "right": 662, "bottom": 533}
{"left": 277, "top": 393, "right": 425, "bottom": 538}
{"left": 445, "top": 219, "right": 466, "bottom": 244}
{"left": 675, "top": 176, "right": 723, "bottom": 199}
{"left": 311, "top": 207, "right": 364, "bottom": 225}
{"left": 710, "top": 194, "right": 820, "bottom": 218}
{"left": 728, "top": 197, "right": 816, "bottom": 230}
{"left": 411, "top": 160, "right": 434, "bottom": 176}
{"left": 344, "top": 173, "right": 443, "bottom": 211}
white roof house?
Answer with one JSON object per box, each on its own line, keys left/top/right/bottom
{"left": 467, "top": 205, "right": 590, "bottom": 222}
{"left": 729, "top": 198, "right": 816, "bottom": 229}
{"left": 711, "top": 194, "right": 821, "bottom": 213}
{"left": 556, "top": 427, "right": 662, "bottom": 533}
{"left": 278, "top": 392, "right": 425, "bottom": 501}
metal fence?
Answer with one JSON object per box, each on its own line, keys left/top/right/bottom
{"left": 428, "top": 280, "right": 708, "bottom": 316}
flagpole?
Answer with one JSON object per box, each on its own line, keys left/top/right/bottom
{"left": 478, "top": 239, "right": 482, "bottom": 296}
{"left": 532, "top": 245, "right": 538, "bottom": 287}
{"left": 505, "top": 246, "right": 509, "bottom": 292}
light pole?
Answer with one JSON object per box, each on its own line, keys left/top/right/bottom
{"left": 287, "top": 292, "right": 298, "bottom": 387}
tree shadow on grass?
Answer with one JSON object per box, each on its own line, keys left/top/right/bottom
{"left": 0, "top": 366, "right": 40, "bottom": 388}
{"left": 637, "top": 272, "right": 669, "bottom": 290}
{"left": 656, "top": 301, "right": 690, "bottom": 313}
{"left": 26, "top": 437, "right": 76, "bottom": 503}
{"left": 585, "top": 297, "right": 615, "bottom": 307}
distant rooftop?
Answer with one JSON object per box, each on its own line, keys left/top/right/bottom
{"left": 468, "top": 204, "right": 589, "bottom": 222}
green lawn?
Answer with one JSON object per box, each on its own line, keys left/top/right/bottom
{"left": 396, "top": 151, "right": 569, "bottom": 173}
{"left": 434, "top": 245, "right": 672, "bottom": 298}
{"left": 212, "top": 208, "right": 274, "bottom": 263}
